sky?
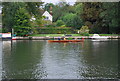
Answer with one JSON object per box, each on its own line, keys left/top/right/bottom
{"left": 0, "top": 0, "right": 76, "bottom": 14}
{"left": 42, "top": 0, "right": 76, "bottom": 5}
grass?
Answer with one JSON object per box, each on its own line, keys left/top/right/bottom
{"left": 30, "top": 34, "right": 82, "bottom": 37}
{"left": 89, "top": 34, "right": 119, "bottom": 36}
{"left": 30, "top": 34, "right": 65, "bottom": 37}
{"left": 99, "top": 34, "right": 119, "bottom": 36}
{"left": 30, "top": 34, "right": 119, "bottom": 37}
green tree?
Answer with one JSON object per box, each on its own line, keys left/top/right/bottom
{"left": 2, "top": 2, "right": 44, "bottom": 34}
{"left": 81, "top": 2, "right": 103, "bottom": 33}
{"left": 75, "top": 3, "right": 83, "bottom": 16}
{"left": 2, "top": 2, "right": 19, "bottom": 32}
{"left": 13, "top": 7, "right": 31, "bottom": 36}
{"left": 80, "top": 2, "right": 119, "bottom": 34}
{"left": 26, "top": 2, "right": 44, "bottom": 16}
{"left": 62, "top": 13, "right": 83, "bottom": 29}
{"left": 100, "top": 2, "right": 119, "bottom": 34}
{"left": 44, "top": 3, "right": 54, "bottom": 13}
{"left": 52, "top": 2, "right": 75, "bottom": 22}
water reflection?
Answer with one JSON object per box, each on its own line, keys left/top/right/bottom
{"left": 0, "top": 40, "right": 2, "bottom": 80}
{"left": 79, "top": 39, "right": 118, "bottom": 79}
{"left": 2, "top": 39, "right": 118, "bottom": 79}
{"left": 3, "top": 40, "right": 47, "bottom": 79}
{"left": 42, "top": 42, "right": 84, "bottom": 79}
{"left": 91, "top": 39, "right": 109, "bottom": 42}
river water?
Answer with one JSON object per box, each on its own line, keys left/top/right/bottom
{"left": 1, "top": 39, "right": 119, "bottom": 79}
{"left": 0, "top": 40, "right": 2, "bottom": 80}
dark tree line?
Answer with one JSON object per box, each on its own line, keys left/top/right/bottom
{"left": 2, "top": 2, "right": 43, "bottom": 35}
{"left": 1, "top": 2, "right": 120, "bottom": 34}
{"left": 46, "top": 2, "right": 119, "bottom": 34}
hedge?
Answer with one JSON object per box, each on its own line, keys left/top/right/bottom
{"left": 35, "top": 27, "right": 73, "bottom": 34}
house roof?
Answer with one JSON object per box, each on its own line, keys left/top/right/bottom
{"left": 42, "top": 11, "right": 52, "bottom": 16}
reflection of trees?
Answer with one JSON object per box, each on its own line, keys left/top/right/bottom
{"left": 2, "top": 41, "right": 11, "bottom": 55}
{"left": 3, "top": 40, "right": 47, "bottom": 79}
{"left": 2, "top": 40, "right": 118, "bottom": 79}
{"left": 2, "top": 40, "right": 12, "bottom": 79}
{"left": 42, "top": 42, "right": 84, "bottom": 79}
{"left": 45, "top": 42, "right": 84, "bottom": 62}
{"left": 77, "top": 40, "right": 118, "bottom": 79}
{"left": 0, "top": 41, "right": 2, "bottom": 80}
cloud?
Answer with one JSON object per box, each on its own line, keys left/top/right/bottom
{"left": 42, "top": 0, "right": 76, "bottom": 4}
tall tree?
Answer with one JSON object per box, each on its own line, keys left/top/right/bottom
{"left": 52, "top": 2, "right": 75, "bottom": 22}
{"left": 2, "top": 2, "right": 21, "bottom": 32}
{"left": 100, "top": 2, "right": 119, "bottom": 34}
{"left": 44, "top": 3, "right": 54, "bottom": 14}
{"left": 25, "top": 2, "right": 44, "bottom": 17}
{"left": 13, "top": 5, "right": 31, "bottom": 36}
{"left": 62, "top": 13, "right": 83, "bottom": 29}
{"left": 2, "top": 2, "right": 43, "bottom": 33}
{"left": 81, "top": 2, "right": 103, "bottom": 33}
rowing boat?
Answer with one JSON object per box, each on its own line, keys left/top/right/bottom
{"left": 48, "top": 38, "right": 84, "bottom": 42}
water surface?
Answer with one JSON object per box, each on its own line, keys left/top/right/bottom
{"left": 2, "top": 39, "right": 118, "bottom": 79}
{"left": 0, "top": 41, "right": 2, "bottom": 80}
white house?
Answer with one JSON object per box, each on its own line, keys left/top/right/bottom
{"left": 42, "top": 11, "right": 52, "bottom": 22}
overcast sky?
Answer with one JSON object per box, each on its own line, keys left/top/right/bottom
{"left": 42, "top": 0, "right": 76, "bottom": 5}
{"left": 0, "top": 0, "right": 76, "bottom": 14}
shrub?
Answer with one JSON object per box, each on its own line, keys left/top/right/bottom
{"left": 56, "top": 20, "right": 65, "bottom": 27}
{"left": 60, "top": 25, "right": 66, "bottom": 27}
{"left": 79, "top": 26, "right": 89, "bottom": 36}
{"left": 0, "top": 28, "right": 2, "bottom": 33}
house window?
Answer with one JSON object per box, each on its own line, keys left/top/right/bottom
{"left": 45, "top": 17, "right": 49, "bottom": 20}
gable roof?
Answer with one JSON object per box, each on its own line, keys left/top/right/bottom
{"left": 42, "top": 11, "right": 53, "bottom": 22}
{"left": 42, "top": 11, "right": 52, "bottom": 16}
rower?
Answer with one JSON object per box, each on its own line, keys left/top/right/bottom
{"left": 58, "top": 38, "right": 61, "bottom": 40}
{"left": 64, "top": 37, "right": 66, "bottom": 40}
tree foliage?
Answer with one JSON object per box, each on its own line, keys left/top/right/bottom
{"left": 81, "top": 2, "right": 103, "bottom": 33}
{"left": 80, "top": 2, "right": 119, "bottom": 34}
{"left": 62, "top": 13, "right": 83, "bottom": 29}
{"left": 52, "top": 2, "right": 75, "bottom": 22}
{"left": 2, "top": 2, "right": 43, "bottom": 35}
{"left": 56, "top": 20, "right": 65, "bottom": 27}
{"left": 13, "top": 7, "right": 31, "bottom": 36}
{"left": 2, "top": 2, "right": 119, "bottom": 34}
{"left": 100, "top": 2, "right": 119, "bottom": 33}
{"left": 44, "top": 3, "right": 54, "bottom": 13}
{"left": 79, "top": 25, "right": 89, "bottom": 36}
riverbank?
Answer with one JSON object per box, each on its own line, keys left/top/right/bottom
{"left": 30, "top": 34, "right": 119, "bottom": 37}
{"left": 14, "top": 35, "right": 120, "bottom": 40}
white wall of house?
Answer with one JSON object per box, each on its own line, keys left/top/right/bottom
{"left": 42, "top": 11, "right": 52, "bottom": 22}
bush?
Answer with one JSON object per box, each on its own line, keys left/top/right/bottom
{"left": 79, "top": 26, "right": 89, "bottom": 36}
{"left": 60, "top": 25, "right": 66, "bottom": 27}
{"left": 81, "top": 33, "right": 89, "bottom": 36}
{"left": 14, "top": 26, "right": 31, "bottom": 36}
{"left": 56, "top": 20, "right": 65, "bottom": 27}
{"left": 37, "top": 27, "right": 72, "bottom": 34}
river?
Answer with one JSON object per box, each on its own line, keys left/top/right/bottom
{"left": 1, "top": 39, "right": 119, "bottom": 79}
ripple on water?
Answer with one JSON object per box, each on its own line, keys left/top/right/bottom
{"left": 2, "top": 40, "right": 119, "bottom": 79}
